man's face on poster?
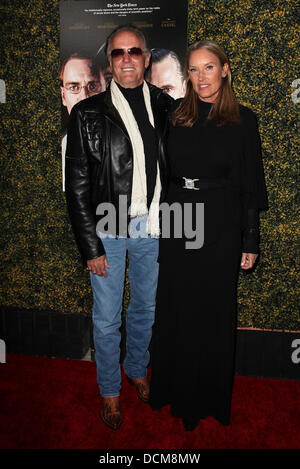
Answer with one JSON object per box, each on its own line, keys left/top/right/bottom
{"left": 109, "top": 31, "right": 150, "bottom": 88}
{"left": 148, "top": 55, "right": 186, "bottom": 100}
{"left": 60, "top": 58, "right": 104, "bottom": 114}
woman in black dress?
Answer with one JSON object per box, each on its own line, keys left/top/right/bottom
{"left": 149, "top": 41, "right": 268, "bottom": 431}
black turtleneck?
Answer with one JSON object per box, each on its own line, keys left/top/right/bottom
{"left": 117, "top": 82, "right": 158, "bottom": 209}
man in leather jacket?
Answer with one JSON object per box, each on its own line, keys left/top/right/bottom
{"left": 65, "top": 24, "right": 172, "bottom": 430}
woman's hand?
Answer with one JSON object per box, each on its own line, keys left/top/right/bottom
{"left": 87, "top": 255, "right": 110, "bottom": 277}
{"left": 240, "top": 252, "right": 258, "bottom": 270}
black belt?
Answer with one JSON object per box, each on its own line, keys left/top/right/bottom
{"left": 170, "top": 175, "right": 228, "bottom": 191}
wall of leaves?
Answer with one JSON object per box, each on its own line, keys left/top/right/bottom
{"left": 0, "top": 0, "right": 298, "bottom": 330}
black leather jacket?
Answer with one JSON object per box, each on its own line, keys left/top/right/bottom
{"left": 65, "top": 82, "right": 172, "bottom": 262}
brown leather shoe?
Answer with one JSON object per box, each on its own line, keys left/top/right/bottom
{"left": 127, "top": 376, "right": 150, "bottom": 403}
{"left": 100, "top": 397, "right": 122, "bottom": 430}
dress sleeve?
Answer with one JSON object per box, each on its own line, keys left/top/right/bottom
{"left": 240, "top": 108, "right": 268, "bottom": 253}
{"left": 242, "top": 208, "right": 260, "bottom": 254}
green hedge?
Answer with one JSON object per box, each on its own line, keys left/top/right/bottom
{"left": 0, "top": 0, "right": 298, "bottom": 330}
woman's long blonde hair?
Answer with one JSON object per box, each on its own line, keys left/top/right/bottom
{"left": 172, "top": 40, "right": 240, "bottom": 127}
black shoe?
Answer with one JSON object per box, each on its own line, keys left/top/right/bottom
{"left": 182, "top": 417, "right": 199, "bottom": 432}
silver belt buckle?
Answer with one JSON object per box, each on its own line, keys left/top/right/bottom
{"left": 183, "top": 177, "right": 199, "bottom": 190}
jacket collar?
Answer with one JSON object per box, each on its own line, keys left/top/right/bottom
{"left": 101, "top": 81, "right": 168, "bottom": 140}
{"left": 102, "top": 85, "right": 129, "bottom": 138}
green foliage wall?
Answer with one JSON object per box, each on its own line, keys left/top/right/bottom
{"left": 0, "top": 0, "right": 299, "bottom": 330}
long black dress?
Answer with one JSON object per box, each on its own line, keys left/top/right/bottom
{"left": 149, "top": 99, "right": 268, "bottom": 427}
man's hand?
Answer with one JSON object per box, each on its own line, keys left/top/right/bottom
{"left": 240, "top": 253, "right": 258, "bottom": 270}
{"left": 87, "top": 255, "right": 110, "bottom": 277}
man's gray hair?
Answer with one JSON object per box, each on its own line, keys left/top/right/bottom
{"left": 105, "top": 24, "right": 148, "bottom": 59}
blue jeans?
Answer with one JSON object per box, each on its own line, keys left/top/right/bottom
{"left": 90, "top": 215, "right": 159, "bottom": 397}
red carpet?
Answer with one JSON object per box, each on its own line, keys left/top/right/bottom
{"left": 0, "top": 353, "right": 299, "bottom": 449}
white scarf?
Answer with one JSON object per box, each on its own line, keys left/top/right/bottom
{"left": 110, "top": 79, "right": 161, "bottom": 237}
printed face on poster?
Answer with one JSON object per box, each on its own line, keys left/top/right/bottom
{"left": 59, "top": 0, "right": 188, "bottom": 125}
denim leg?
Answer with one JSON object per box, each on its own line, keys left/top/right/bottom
{"left": 90, "top": 235, "right": 126, "bottom": 397}
{"left": 124, "top": 227, "right": 159, "bottom": 379}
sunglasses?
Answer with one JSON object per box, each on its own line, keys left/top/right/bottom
{"left": 110, "top": 47, "right": 144, "bottom": 59}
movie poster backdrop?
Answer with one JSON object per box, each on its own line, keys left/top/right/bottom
{"left": 60, "top": 0, "right": 188, "bottom": 190}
